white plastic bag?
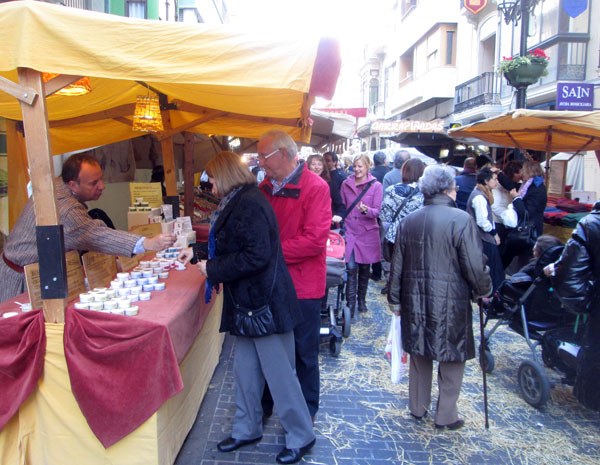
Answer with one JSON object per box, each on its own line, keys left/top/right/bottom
{"left": 385, "top": 315, "right": 408, "bottom": 383}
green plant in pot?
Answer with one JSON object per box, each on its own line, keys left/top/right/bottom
{"left": 498, "top": 48, "right": 549, "bottom": 87}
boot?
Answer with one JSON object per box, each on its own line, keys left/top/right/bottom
{"left": 346, "top": 268, "right": 358, "bottom": 318}
{"left": 357, "top": 264, "right": 371, "bottom": 313}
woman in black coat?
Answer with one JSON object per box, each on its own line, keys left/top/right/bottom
{"left": 507, "top": 160, "right": 548, "bottom": 268}
{"left": 178, "top": 151, "right": 315, "bottom": 464}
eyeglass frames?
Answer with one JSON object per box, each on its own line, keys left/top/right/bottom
{"left": 258, "top": 148, "right": 280, "bottom": 161}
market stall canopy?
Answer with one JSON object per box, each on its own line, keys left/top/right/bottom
{"left": 448, "top": 109, "right": 600, "bottom": 153}
{"left": 308, "top": 109, "right": 356, "bottom": 148}
{"left": 0, "top": 1, "right": 341, "bottom": 154}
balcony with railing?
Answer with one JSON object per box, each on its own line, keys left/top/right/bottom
{"left": 454, "top": 72, "right": 502, "bottom": 114}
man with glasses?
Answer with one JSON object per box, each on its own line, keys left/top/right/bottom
{"left": 258, "top": 130, "right": 331, "bottom": 439}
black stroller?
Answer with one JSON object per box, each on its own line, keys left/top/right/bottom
{"left": 320, "top": 231, "right": 351, "bottom": 357}
{"left": 480, "top": 245, "right": 582, "bottom": 408}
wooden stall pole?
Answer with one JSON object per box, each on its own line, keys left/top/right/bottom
{"left": 160, "top": 110, "right": 179, "bottom": 218}
{"left": 183, "top": 132, "right": 195, "bottom": 218}
{"left": 17, "top": 67, "right": 66, "bottom": 323}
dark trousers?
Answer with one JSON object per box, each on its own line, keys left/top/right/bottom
{"left": 262, "top": 298, "right": 321, "bottom": 416}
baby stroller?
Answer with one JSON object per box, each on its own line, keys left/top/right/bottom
{"left": 320, "top": 230, "right": 351, "bottom": 357}
{"left": 480, "top": 245, "right": 581, "bottom": 408}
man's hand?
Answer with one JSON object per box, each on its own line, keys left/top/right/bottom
{"left": 332, "top": 215, "right": 342, "bottom": 224}
{"left": 142, "top": 233, "right": 177, "bottom": 252}
{"left": 544, "top": 263, "right": 555, "bottom": 277}
{"left": 495, "top": 233, "right": 501, "bottom": 246}
{"left": 177, "top": 247, "right": 194, "bottom": 265}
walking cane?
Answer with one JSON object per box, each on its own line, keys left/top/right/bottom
{"left": 478, "top": 299, "right": 490, "bottom": 430}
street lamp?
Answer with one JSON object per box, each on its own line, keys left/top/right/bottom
{"left": 497, "top": 0, "right": 542, "bottom": 108}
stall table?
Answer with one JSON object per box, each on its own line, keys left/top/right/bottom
{"left": 0, "top": 265, "right": 223, "bottom": 465}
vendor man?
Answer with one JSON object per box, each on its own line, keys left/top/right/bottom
{"left": 0, "top": 153, "right": 176, "bottom": 302}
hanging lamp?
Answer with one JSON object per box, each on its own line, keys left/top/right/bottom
{"left": 132, "top": 95, "right": 164, "bottom": 133}
{"left": 42, "top": 73, "right": 92, "bottom": 96}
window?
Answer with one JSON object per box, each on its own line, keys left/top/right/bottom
{"left": 446, "top": 30, "right": 455, "bottom": 65}
{"left": 369, "top": 79, "right": 379, "bottom": 109}
{"left": 127, "top": 0, "right": 146, "bottom": 19}
{"left": 401, "top": 0, "right": 417, "bottom": 16}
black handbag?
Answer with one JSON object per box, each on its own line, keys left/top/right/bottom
{"left": 229, "top": 256, "right": 278, "bottom": 338}
{"left": 505, "top": 211, "right": 538, "bottom": 251}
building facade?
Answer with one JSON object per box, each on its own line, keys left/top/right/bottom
{"left": 357, "top": 0, "right": 599, "bottom": 159}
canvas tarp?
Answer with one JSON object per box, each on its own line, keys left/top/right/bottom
{"left": 0, "top": 1, "right": 341, "bottom": 154}
{"left": 448, "top": 109, "right": 600, "bottom": 153}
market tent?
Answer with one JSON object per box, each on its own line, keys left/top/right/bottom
{"left": 0, "top": 0, "right": 340, "bottom": 323}
{"left": 0, "top": 1, "right": 341, "bottom": 155}
{"left": 308, "top": 109, "right": 356, "bottom": 149}
{"left": 448, "top": 109, "right": 600, "bottom": 155}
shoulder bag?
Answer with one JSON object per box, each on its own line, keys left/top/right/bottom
{"left": 505, "top": 210, "right": 538, "bottom": 252}
{"left": 229, "top": 255, "right": 278, "bottom": 338}
{"left": 340, "top": 179, "right": 376, "bottom": 233}
{"left": 382, "top": 188, "right": 419, "bottom": 262}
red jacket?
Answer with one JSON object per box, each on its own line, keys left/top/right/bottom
{"left": 260, "top": 161, "right": 332, "bottom": 299}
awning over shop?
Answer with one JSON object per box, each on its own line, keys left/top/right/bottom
{"left": 308, "top": 109, "right": 356, "bottom": 148}
{"left": 0, "top": 1, "right": 341, "bottom": 154}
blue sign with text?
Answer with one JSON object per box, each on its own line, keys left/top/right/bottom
{"left": 557, "top": 82, "right": 594, "bottom": 110}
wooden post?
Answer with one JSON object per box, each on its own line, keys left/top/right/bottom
{"left": 160, "top": 111, "right": 178, "bottom": 197}
{"left": 17, "top": 68, "right": 66, "bottom": 323}
{"left": 183, "top": 132, "right": 195, "bottom": 218}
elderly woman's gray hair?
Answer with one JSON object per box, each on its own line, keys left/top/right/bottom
{"left": 259, "top": 130, "right": 298, "bottom": 161}
{"left": 419, "top": 165, "right": 456, "bottom": 197}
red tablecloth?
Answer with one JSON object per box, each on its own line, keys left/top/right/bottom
{"left": 0, "top": 265, "right": 217, "bottom": 448}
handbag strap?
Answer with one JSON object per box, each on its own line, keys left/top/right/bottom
{"left": 227, "top": 252, "right": 278, "bottom": 308}
{"left": 390, "top": 188, "right": 419, "bottom": 224}
{"left": 341, "top": 179, "right": 376, "bottom": 221}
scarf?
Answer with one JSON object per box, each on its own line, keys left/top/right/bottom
{"left": 519, "top": 176, "right": 543, "bottom": 198}
{"left": 477, "top": 183, "right": 494, "bottom": 206}
{"left": 205, "top": 186, "right": 242, "bottom": 303}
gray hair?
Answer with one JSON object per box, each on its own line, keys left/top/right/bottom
{"left": 419, "top": 165, "right": 456, "bottom": 197}
{"left": 393, "top": 150, "right": 410, "bottom": 169}
{"left": 259, "top": 130, "right": 298, "bottom": 161}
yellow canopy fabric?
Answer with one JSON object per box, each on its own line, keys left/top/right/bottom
{"left": 448, "top": 109, "right": 600, "bottom": 153}
{"left": 0, "top": 1, "right": 341, "bottom": 153}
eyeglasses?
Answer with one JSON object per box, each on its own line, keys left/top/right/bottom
{"left": 257, "top": 148, "right": 280, "bottom": 161}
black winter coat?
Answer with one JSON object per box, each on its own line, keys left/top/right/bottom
{"left": 203, "top": 184, "right": 302, "bottom": 335}
{"left": 553, "top": 205, "right": 600, "bottom": 410}
{"left": 388, "top": 194, "right": 492, "bottom": 362}
{"left": 513, "top": 181, "right": 547, "bottom": 237}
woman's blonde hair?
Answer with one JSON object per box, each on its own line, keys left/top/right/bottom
{"left": 353, "top": 153, "right": 372, "bottom": 169}
{"left": 205, "top": 151, "right": 256, "bottom": 196}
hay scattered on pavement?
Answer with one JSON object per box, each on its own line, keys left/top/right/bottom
{"left": 318, "top": 283, "right": 600, "bottom": 465}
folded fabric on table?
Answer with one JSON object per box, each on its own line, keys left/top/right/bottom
{"left": 544, "top": 210, "right": 569, "bottom": 225}
{"left": 64, "top": 308, "right": 184, "bottom": 448}
{"left": 0, "top": 309, "right": 46, "bottom": 430}
{"left": 560, "top": 212, "right": 589, "bottom": 229}
{"left": 555, "top": 199, "right": 592, "bottom": 213}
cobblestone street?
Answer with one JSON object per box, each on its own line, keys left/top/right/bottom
{"left": 175, "top": 279, "right": 600, "bottom": 465}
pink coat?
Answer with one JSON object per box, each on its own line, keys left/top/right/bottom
{"left": 341, "top": 174, "right": 383, "bottom": 264}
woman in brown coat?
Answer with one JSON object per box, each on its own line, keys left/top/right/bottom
{"left": 388, "top": 165, "right": 492, "bottom": 430}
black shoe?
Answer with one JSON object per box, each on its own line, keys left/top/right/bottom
{"left": 380, "top": 284, "right": 389, "bottom": 295}
{"left": 411, "top": 411, "right": 427, "bottom": 420}
{"left": 217, "top": 436, "right": 262, "bottom": 452}
{"left": 434, "top": 419, "right": 464, "bottom": 431}
{"left": 262, "top": 409, "right": 273, "bottom": 424}
{"left": 370, "top": 273, "right": 382, "bottom": 281}
{"left": 276, "top": 438, "right": 316, "bottom": 464}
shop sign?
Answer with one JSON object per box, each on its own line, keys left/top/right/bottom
{"left": 371, "top": 120, "right": 445, "bottom": 134}
{"left": 557, "top": 82, "right": 594, "bottom": 110}
{"left": 464, "top": 0, "right": 487, "bottom": 15}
